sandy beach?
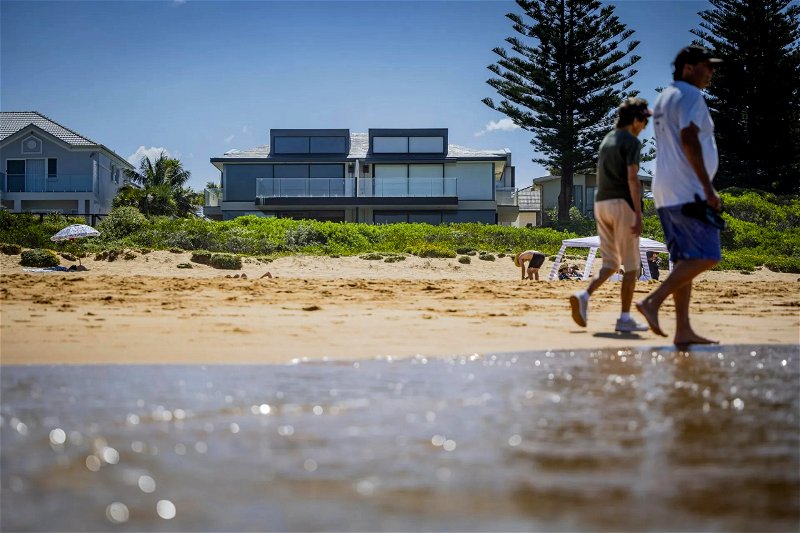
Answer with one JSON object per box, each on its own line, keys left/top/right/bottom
{"left": 1, "top": 251, "right": 798, "bottom": 364}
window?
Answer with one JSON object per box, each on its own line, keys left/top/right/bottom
{"left": 572, "top": 185, "right": 584, "bottom": 212}
{"left": 408, "top": 136, "right": 444, "bottom": 153}
{"left": 274, "top": 136, "right": 309, "bottom": 154}
{"left": 48, "top": 159, "right": 57, "bottom": 180}
{"left": 586, "top": 186, "right": 596, "bottom": 217}
{"left": 309, "top": 136, "right": 346, "bottom": 154}
{"left": 6, "top": 160, "right": 25, "bottom": 192}
{"left": 7, "top": 160, "right": 25, "bottom": 176}
{"left": 373, "top": 136, "right": 408, "bottom": 153}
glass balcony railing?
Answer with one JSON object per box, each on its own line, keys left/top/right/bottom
{"left": 256, "top": 178, "right": 355, "bottom": 198}
{"left": 5, "top": 174, "right": 95, "bottom": 193}
{"left": 495, "top": 187, "right": 518, "bottom": 206}
{"left": 204, "top": 188, "right": 222, "bottom": 207}
{"left": 357, "top": 177, "right": 457, "bottom": 197}
{"left": 254, "top": 177, "right": 458, "bottom": 199}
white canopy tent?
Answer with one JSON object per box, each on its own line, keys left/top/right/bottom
{"left": 548, "top": 236, "right": 671, "bottom": 281}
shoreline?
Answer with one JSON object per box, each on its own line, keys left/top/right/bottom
{"left": 2, "top": 252, "right": 798, "bottom": 365}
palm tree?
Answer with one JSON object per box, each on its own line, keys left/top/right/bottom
{"left": 120, "top": 152, "right": 200, "bottom": 217}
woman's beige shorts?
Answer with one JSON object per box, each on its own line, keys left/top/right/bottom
{"left": 594, "top": 198, "right": 640, "bottom": 272}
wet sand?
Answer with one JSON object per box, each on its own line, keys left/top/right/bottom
{"left": 1, "top": 251, "right": 797, "bottom": 364}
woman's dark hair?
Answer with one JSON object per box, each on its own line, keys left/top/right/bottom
{"left": 615, "top": 97, "right": 651, "bottom": 128}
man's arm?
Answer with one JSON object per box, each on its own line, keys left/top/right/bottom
{"left": 680, "top": 122, "right": 721, "bottom": 211}
{"left": 627, "top": 163, "right": 643, "bottom": 236}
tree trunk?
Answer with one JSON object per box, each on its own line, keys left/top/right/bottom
{"left": 558, "top": 165, "right": 573, "bottom": 221}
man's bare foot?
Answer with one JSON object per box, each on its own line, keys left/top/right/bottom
{"left": 635, "top": 300, "right": 667, "bottom": 337}
{"left": 674, "top": 332, "right": 719, "bottom": 346}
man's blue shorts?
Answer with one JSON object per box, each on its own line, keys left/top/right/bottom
{"left": 657, "top": 205, "right": 721, "bottom": 262}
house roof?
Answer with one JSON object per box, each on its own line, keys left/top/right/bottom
{"left": 213, "top": 132, "right": 509, "bottom": 164}
{"left": 0, "top": 111, "right": 134, "bottom": 168}
{"left": 1, "top": 111, "right": 98, "bottom": 145}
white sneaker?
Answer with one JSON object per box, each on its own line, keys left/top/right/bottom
{"left": 615, "top": 317, "right": 649, "bottom": 332}
{"left": 569, "top": 292, "right": 588, "bottom": 327}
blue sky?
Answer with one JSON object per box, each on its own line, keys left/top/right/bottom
{"left": 1, "top": 0, "right": 709, "bottom": 192}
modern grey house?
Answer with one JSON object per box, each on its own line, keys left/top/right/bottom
{"left": 207, "top": 128, "right": 518, "bottom": 224}
{"left": 0, "top": 112, "right": 134, "bottom": 215}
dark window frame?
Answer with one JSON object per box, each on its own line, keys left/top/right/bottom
{"left": 47, "top": 158, "right": 57, "bottom": 180}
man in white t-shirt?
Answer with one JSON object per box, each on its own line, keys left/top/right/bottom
{"left": 636, "top": 45, "right": 724, "bottom": 346}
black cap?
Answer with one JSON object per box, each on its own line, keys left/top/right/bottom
{"left": 674, "top": 45, "right": 723, "bottom": 69}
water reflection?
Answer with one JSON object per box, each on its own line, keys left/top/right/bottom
{"left": 1, "top": 345, "right": 797, "bottom": 531}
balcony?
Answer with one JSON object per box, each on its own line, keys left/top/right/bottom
{"left": 257, "top": 177, "right": 355, "bottom": 198}
{"left": 5, "top": 174, "right": 95, "bottom": 193}
{"left": 358, "top": 177, "right": 457, "bottom": 198}
{"left": 204, "top": 188, "right": 222, "bottom": 207}
{"left": 495, "top": 187, "right": 518, "bottom": 206}
{"left": 254, "top": 177, "right": 458, "bottom": 200}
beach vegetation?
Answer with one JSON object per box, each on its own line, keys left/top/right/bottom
{"left": 190, "top": 251, "right": 213, "bottom": 265}
{"left": 95, "top": 249, "right": 124, "bottom": 262}
{"left": 20, "top": 248, "right": 60, "bottom": 267}
{"left": 0, "top": 211, "right": 84, "bottom": 249}
{"left": 458, "top": 256, "right": 471, "bottom": 264}
{"left": 0, "top": 243, "right": 22, "bottom": 255}
{"left": 384, "top": 255, "right": 406, "bottom": 263}
{"left": 479, "top": 253, "right": 496, "bottom": 261}
{"left": 119, "top": 152, "right": 202, "bottom": 217}
{"left": 407, "top": 244, "right": 456, "bottom": 258}
{"left": 177, "top": 262, "right": 192, "bottom": 269}
{"left": 1, "top": 189, "right": 798, "bottom": 272}
{"left": 209, "top": 253, "right": 242, "bottom": 270}
{"left": 97, "top": 207, "right": 148, "bottom": 240}
{"left": 360, "top": 253, "right": 384, "bottom": 260}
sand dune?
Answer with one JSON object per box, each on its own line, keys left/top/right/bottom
{"left": 1, "top": 251, "right": 797, "bottom": 364}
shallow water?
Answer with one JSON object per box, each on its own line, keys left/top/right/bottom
{"left": 2, "top": 344, "right": 798, "bottom": 532}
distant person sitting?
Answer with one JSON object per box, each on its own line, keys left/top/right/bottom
{"left": 647, "top": 252, "right": 661, "bottom": 280}
{"left": 514, "top": 250, "right": 546, "bottom": 280}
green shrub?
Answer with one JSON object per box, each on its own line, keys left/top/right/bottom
{"left": 20, "top": 248, "right": 60, "bottom": 267}
{"left": 60, "top": 252, "right": 76, "bottom": 261}
{"left": 455, "top": 247, "right": 474, "bottom": 255}
{"left": 191, "top": 251, "right": 213, "bottom": 265}
{"left": 0, "top": 243, "right": 22, "bottom": 255}
{"left": 97, "top": 207, "right": 148, "bottom": 240}
{"left": 169, "top": 247, "right": 183, "bottom": 253}
{"left": 497, "top": 252, "right": 506, "bottom": 258}
{"left": 95, "top": 249, "right": 124, "bottom": 262}
{"left": 360, "top": 253, "right": 384, "bottom": 260}
{"left": 210, "top": 253, "right": 242, "bottom": 270}
{"left": 124, "top": 251, "right": 137, "bottom": 260}
{"left": 407, "top": 244, "right": 456, "bottom": 258}
{"left": 764, "top": 256, "right": 800, "bottom": 273}
{"left": 458, "top": 255, "right": 471, "bottom": 264}
{"left": 479, "top": 253, "right": 496, "bottom": 261}
{"left": 177, "top": 262, "right": 193, "bottom": 269}
{"left": 285, "top": 224, "right": 327, "bottom": 249}
{"left": 384, "top": 255, "right": 405, "bottom": 263}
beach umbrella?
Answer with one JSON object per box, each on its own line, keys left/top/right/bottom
{"left": 50, "top": 224, "right": 100, "bottom": 242}
{"left": 51, "top": 224, "right": 100, "bottom": 266}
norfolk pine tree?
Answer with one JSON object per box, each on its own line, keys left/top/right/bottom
{"left": 483, "top": 0, "right": 640, "bottom": 221}
{"left": 692, "top": 0, "right": 800, "bottom": 194}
